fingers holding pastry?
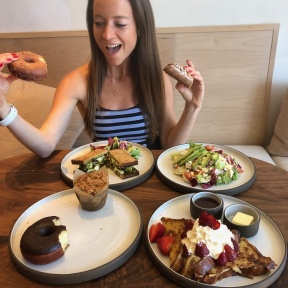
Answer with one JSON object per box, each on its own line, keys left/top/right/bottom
{"left": 165, "top": 60, "right": 204, "bottom": 106}
{"left": 0, "top": 53, "right": 19, "bottom": 71}
{"left": 184, "top": 59, "right": 195, "bottom": 70}
{"left": 164, "top": 62, "right": 194, "bottom": 88}
{"left": 0, "top": 53, "right": 19, "bottom": 104}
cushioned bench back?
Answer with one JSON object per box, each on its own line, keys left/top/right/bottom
{"left": 0, "top": 24, "right": 279, "bottom": 153}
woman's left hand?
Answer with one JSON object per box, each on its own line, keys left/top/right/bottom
{"left": 175, "top": 59, "right": 205, "bottom": 109}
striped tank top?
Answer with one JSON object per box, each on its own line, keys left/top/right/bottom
{"left": 93, "top": 106, "right": 149, "bottom": 146}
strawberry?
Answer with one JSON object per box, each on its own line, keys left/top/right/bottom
{"left": 224, "top": 244, "right": 237, "bottom": 262}
{"left": 149, "top": 222, "right": 165, "bottom": 243}
{"left": 157, "top": 235, "right": 175, "bottom": 255}
{"left": 195, "top": 241, "right": 210, "bottom": 258}
{"left": 215, "top": 251, "right": 227, "bottom": 266}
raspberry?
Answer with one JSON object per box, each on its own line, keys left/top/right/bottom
{"left": 224, "top": 244, "right": 237, "bottom": 262}
{"left": 180, "top": 220, "right": 194, "bottom": 239}
{"left": 215, "top": 251, "right": 227, "bottom": 266}
{"left": 185, "top": 219, "right": 194, "bottom": 230}
{"left": 198, "top": 211, "right": 220, "bottom": 230}
{"left": 180, "top": 231, "right": 187, "bottom": 239}
{"left": 182, "top": 244, "right": 191, "bottom": 258}
{"left": 195, "top": 241, "right": 210, "bottom": 258}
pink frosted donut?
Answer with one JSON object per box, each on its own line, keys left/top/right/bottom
{"left": 7, "top": 51, "right": 48, "bottom": 81}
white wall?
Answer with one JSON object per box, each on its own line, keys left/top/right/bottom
{"left": 1, "top": 0, "right": 287, "bottom": 144}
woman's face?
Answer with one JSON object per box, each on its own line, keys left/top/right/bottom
{"left": 93, "top": 0, "right": 138, "bottom": 67}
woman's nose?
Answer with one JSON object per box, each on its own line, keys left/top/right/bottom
{"left": 103, "top": 25, "right": 115, "bottom": 40}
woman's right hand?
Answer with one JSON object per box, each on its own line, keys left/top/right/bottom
{"left": 0, "top": 53, "right": 19, "bottom": 106}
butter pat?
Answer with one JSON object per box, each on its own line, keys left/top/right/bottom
{"left": 232, "top": 212, "right": 254, "bottom": 226}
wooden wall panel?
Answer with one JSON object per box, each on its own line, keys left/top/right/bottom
{"left": 0, "top": 24, "right": 278, "bottom": 145}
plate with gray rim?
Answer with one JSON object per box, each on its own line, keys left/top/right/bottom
{"left": 9, "top": 189, "right": 143, "bottom": 285}
{"left": 146, "top": 193, "right": 287, "bottom": 288}
{"left": 60, "top": 141, "right": 155, "bottom": 190}
{"left": 156, "top": 143, "right": 256, "bottom": 196}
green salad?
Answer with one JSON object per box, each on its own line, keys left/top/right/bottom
{"left": 171, "top": 142, "right": 244, "bottom": 188}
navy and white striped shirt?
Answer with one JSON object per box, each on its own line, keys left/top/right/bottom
{"left": 93, "top": 106, "right": 149, "bottom": 146}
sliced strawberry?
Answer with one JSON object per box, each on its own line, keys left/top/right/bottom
{"left": 224, "top": 244, "right": 237, "bottom": 262}
{"left": 215, "top": 251, "right": 227, "bottom": 266}
{"left": 195, "top": 241, "right": 210, "bottom": 258}
{"left": 149, "top": 222, "right": 165, "bottom": 243}
{"left": 157, "top": 235, "right": 175, "bottom": 255}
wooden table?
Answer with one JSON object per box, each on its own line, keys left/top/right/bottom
{"left": 0, "top": 150, "right": 287, "bottom": 288}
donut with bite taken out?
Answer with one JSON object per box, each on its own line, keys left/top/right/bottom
{"left": 20, "top": 216, "right": 68, "bottom": 265}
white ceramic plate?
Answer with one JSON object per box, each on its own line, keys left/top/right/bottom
{"left": 60, "top": 141, "right": 155, "bottom": 190}
{"left": 9, "top": 189, "right": 143, "bottom": 285}
{"left": 146, "top": 194, "right": 287, "bottom": 288}
{"left": 156, "top": 144, "right": 256, "bottom": 196}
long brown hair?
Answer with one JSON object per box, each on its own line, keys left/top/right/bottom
{"left": 85, "top": 0, "right": 165, "bottom": 145}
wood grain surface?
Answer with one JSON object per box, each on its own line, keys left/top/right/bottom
{"left": 0, "top": 150, "right": 287, "bottom": 287}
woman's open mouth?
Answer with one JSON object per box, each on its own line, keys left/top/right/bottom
{"left": 106, "top": 44, "right": 121, "bottom": 54}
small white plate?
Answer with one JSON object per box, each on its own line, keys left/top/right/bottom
{"left": 146, "top": 194, "right": 287, "bottom": 288}
{"left": 60, "top": 141, "right": 155, "bottom": 190}
{"left": 156, "top": 144, "right": 256, "bottom": 195}
{"left": 9, "top": 189, "right": 143, "bottom": 285}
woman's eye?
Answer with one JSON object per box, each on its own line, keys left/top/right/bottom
{"left": 94, "top": 22, "right": 104, "bottom": 27}
{"left": 115, "top": 23, "right": 127, "bottom": 28}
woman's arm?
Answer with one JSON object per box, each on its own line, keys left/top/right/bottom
{"left": 0, "top": 54, "right": 88, "bottom": 158}
{"left": 160, "top": 59, "right": 205, "bottom": 149}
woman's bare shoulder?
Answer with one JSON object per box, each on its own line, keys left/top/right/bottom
{"left": 57, "top": 63, "right": 89, "bottom": 100}
{"left": 64, "top": 63, "right": 89, "bottom": 84}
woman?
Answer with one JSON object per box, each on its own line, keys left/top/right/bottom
{"left": 0, "top": 0, "right": 204, "bottom": 158}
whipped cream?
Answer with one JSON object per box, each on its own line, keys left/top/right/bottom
{"left": 182, "top": 218, "right": 234, "bottom": 259}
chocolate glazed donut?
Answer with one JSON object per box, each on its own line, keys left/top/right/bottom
{"left": 7, "top": 51, "right": 48, "bottom": 81}
{"left": 20, "top": 216, "right": 69, "bottom": 265}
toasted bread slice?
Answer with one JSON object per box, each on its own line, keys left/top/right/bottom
{"left": 202, "top": 237, "right": 276, "bottom": 284}
{"left": 108, "top": 149, "right": 138, "bottom": 167}
{"left": 158, "top": 217, "right": 276, "bottom": 284}
{"left": 114, "top": 167, "right": 139, "bottom": 179}
{"left": 161, "top": 217, "right": 193, "bottom": 272}
{"left": 232, "top": 237, "right": 276, "bottom": 278}
{"left": 108, "top": 149, "right": 139, "bottom": 179}
{"left": 71, "top": 149, "right": 108, "bottom": 165}
{"left": 203, "top": 266, "right": 236, "bottom": 284}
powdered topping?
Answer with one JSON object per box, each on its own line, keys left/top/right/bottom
{"left": 172, "top": 62, "right": 193, "bottom": 79}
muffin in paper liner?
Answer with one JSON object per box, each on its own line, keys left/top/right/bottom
{"left": 73, "top": 166, "right": 109, "bottom": 211}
